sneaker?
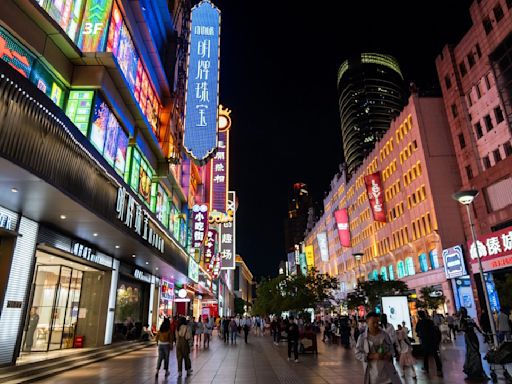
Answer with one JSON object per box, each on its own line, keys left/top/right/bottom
{"left": 187, "top": 369, "right": 193, "bottom": 376}
{"left": 294, "top": 359, "right": 299, "bottom": 363}
{"left": 165, "top": 370, "right": 170, "bottom": 377}
{"left": 155, "top": 371, "right": 159, "bottom": 378}
{"left": 287, "top": 357, "right": 291, "bottom": 361}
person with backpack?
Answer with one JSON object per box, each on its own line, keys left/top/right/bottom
{"left": 415, "top": 310, "right": 443, "bottom": 377}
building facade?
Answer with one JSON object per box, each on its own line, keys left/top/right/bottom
{"left": 305, "top": 94, "right": 466, "bottom": 315}
{"left": 337, "top": 53, "right": 407, "bottom": 177}
{"left": 234, "top": 255, "right": 254, "bottom": 315}
{"left": 0, "top": 0, "right": 231, "bottom": 366}
{"left": 435, "top": 0, "right": 512, "bottom": 311}
{"left": 283, "top": 183, "right": 314, "bottom": 253}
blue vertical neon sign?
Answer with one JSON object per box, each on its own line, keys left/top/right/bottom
{"left": 183, "top": 0, "right": 220, "bottom": 164}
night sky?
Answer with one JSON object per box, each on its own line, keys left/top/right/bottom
{"left": 213, "top": 0, "right": 473, "bottom": 280}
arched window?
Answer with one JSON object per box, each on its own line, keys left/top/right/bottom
{"left": 380, "top": 267, "right": 388, "bottom": 281}
{"left": 388, "top": 265, "right": 395, "bottom": 280}
{"left": 372, "top": 270, "right": 379, "bottom": 281}
{"left": 419, "top": 253, "right": 428, "bottom": 272}
{"left": 429, "top": 249, "right": 439, "bottom": 269}
{"left": 397, "top": 261, "right": 405, "bottom": 278}
{"left": 368, "top": 272, "right": 373, "bottom": 281}
{"left": 405, "top": 257, "right": 416, "bottom": 276}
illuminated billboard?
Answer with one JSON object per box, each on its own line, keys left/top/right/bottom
{"left": 381, "top": 296, "right": 412, "bottom": 335}
{"left": 334, "top": 208, "right": 351, "bottom": 247}
{"left": 44, "top": 0, "right": 86, "bottom": 42}
{"left": 287, "top": 252, "right": 297, "bottom": 275}
{"left": 183, "top": 0, "right": 221, "bottom": 163}
{"left": 65, "top": 90, "right": 95, "bottom": 135}
{"left": 305, "top": 245, "right": 315, "bottom": 268}
{"left": 365, "top": 172, "right": 387, "bottom": 222}
{"left": 0, "top": 26, "right": 34, "bottom": 78}
{"left": 189, "top": 256, "right": 199, "bottom": 283}
{"left": 210, "top": 105, "right": 232, "bottom": 212}
{"left": 317, "top": 231, "right": 329, "bottom": 262}
{"left": 77, "top": 0, "right": 113, "bottom": 52}
{"left": 220, "top": 191, "right": 236, "bottom": 270}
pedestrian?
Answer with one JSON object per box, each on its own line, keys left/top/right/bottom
{"left": 203, "top": 316, "right": 212, "bottom": 348}
{"left": 397, "top": 324, "right": 417, "bottom": 380}
{"left": 271, "top": 316, "right": 279, "bottom": 345}
{"left": 355, "top": 311, "right": 402, "bottom": 384}
{"left": 287, "top": 316, "right": 300, "bottom": 363}
{"left": 479, "top": 309, "right": 492, "bottom": 344}
{"left": 175, "top": 317, "right": 192, "bottom": 377}
{"left": 229, "top": 316, "right": 238, "bottom": 344}
{"left": 415, "top": 310, "right": 443, "bottom": 377}
{"left": 155, "top": 318, "right": 174, "bottom": 377}
{"left": 446, "top": 313, "right": 456, "bottom": 341}
{"left": 23, "top": 307, "right": 39, "bottom": 352}
{"left": 460, "top": 307, "right": 488, "bottom": 380}
{"left": 497, "top": 307, "right": 511, "bottom": 343}
{"left": 222, "top": 317, "right": 229, "bottom": 343}
{"left": 380, "top": 314, "right": 397, "bottom": 357}
{"left": 243, "top": 316, "right": 250, "bottom": 343}
{"left": 195, "top": 316, "right": 204, "bottom": 347}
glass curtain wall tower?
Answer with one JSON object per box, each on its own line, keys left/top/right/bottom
{"left": 337, "top": 53, "right": 407, "bottom": 177}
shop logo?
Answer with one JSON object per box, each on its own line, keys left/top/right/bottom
{"left": 134, "top": 269, "right": 152, "bottom": 283}
{"left": 0, "top": 213, "right": 12, "bottom": 230}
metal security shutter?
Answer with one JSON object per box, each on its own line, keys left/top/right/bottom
{"left": 37, "top": 226, "right": 72, "bottom": 253}
{"left": 0, "top": 217, "right": 38, "bottom": 365}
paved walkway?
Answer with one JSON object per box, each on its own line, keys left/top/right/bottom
{"left": 33, "top": 331, "right": 509, "bottom": 384}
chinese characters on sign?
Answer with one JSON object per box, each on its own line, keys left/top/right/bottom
{"left": 116, "top": 187, "right": 164, "bottom": 253}
{"left": 334, "top": 208, "right": 351, "bottom": 247}
{"left": 468, "top": 226, "right": 512, "bottom": 273}
{"left": 305, "top": 245, "right": 315, "bottom": 268}
{"left": 204, "top": 228, "right": 217, "bottom": 272}
{"left": 192, "top": 204, "right": 209, "bottom": 251}
{"left": 183, "top": 0, "right": 221, "bottom": 163}
{"left": 211, "top": 133, "right": 228, "bottom": 212}
{"left": 220, "top": 191, "right": 236, "bottom": 270}
{"left": 189, "top": 257, "right": 199, "bottom": 283}
{"left": 364, "top": 172, "right": 387, "bottom": 222}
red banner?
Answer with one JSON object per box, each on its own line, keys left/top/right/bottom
{"left": 364, "top": 172, "right": 387, "bottom": 222}
{"left": 334, "top": 209, "right": 351, "bottom": 247}
{"left": 467, "top": 225, "right": 512, "bottom": 264}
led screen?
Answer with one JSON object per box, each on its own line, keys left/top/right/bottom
{"left": 76, "top": 0, "right": 113, "bottom": 52}
{"left": 65, "top": 90, "right": 94, "bottom": 135}
{"left": 29, "top": 61, "right": 67, "bottom": 108}
{"left": 381, "top": 296, "right": 412, "bottom": 336}
{"left": 45, "top": 0, "right": 86, "bottom": 42}
{"left": 0, "top": 26, "right": 34, "bottom": 78}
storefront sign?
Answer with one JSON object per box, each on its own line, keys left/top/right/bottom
{"left": 192, "top": 204, "right": 208, "bottom": 251}
{"left": 305, "top": 245, "right": 315, "bottom": 268}
{"left": 317, "top": 231, "right": 329, "bottom": 262}
{"left": 65, "top": 90, "right": 95, "bottom": 135}
{"left": 220, "top": 191, "right": 236, "bottom": 270}
{"left": 364, "top": 172, "right": 387, "bottom": 222}
{"left": 116, "top": 187, "right": 165, "bottom": 253}
{"left": 467, "top": 225, "right": 512, "bottom": 273}
{"left": 183, "top": 0, "right": 221, "bottom": 163}
{"left": 334, "top": 208, "right": 351, "bottom": 247}
{"left": 442, "top": 245, "right": 466, "bottom": 279}
{"left": 189, "top": 256, "right": 199, "bottom": 283}
{"left": 71, "top": 241, "right": 103, "bottom": 264}
{"left": 0, "top": 213, "right": 13, "bottom": 230}
{"left": 134, "top": 268, "right": 152, "bottom": 283}
{"left": 177, "top": 288, "right": 187, "bottom": 298}
{"left": 204, "top": 229, "right": 217, "bottom": 273}
{"left": 210, "top": 106, "right": 231, "bottom": 211}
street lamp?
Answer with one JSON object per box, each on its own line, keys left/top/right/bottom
{"left": 353, "top": 252, "right": 363, "bottom": 282}
{"left": 452, "top": 189, "right": 498, "bottom": 347}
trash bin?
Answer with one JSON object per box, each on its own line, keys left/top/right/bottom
{"left": 74, "top": 335, "right": 84, "bottom": 348}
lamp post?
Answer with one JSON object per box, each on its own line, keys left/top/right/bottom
{"left": 353, "top": 252, "right": 363, "bottom": 282}
{"left": 452, "top": 189, "right": 498, "bottom": 347}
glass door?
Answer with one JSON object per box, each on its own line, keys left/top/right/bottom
{"left": 48, "top": 266, "right": 71, "bottom": 350}
{"left": 62, "top": 269, "right": 83, "bottom": 349}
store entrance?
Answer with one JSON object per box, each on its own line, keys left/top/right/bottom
{"left": 22, "top": 252, "right": 97, "bottom": 352}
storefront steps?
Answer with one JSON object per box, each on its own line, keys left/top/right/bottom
{"left": 0, "top": 340, "right": 154, "bottom": 383}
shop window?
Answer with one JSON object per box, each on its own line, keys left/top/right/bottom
{"left": 405, "top": 257, "right": 415, "bottom": 276}
{"left": 380, "top": 266, "right": 388, "bottom": 281}
{"left": 429, "top": 249, "right": 440, "bottom": 269}
{"left": 494, "top": 106, "right": 505, "bottom": 124}
{"left": 388, "top": 265, "right": 395, "bottom": 281}
{"left": 419, "top": 253, "right": 428, "bottom": 272}
{"left": 397, "top": 261, "right": 405, "bottom": 278}
{"left": 152, "top": 184, "right": 170, "bottom": 228}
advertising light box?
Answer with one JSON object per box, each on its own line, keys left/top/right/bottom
{"left": 65, "top": 90, "right": 95, "bottom": 135}
{"left": 381, "top": 296, "right": 411, "bottom": 335}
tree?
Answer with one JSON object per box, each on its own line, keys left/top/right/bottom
{"left": 252, "top": 275, "right": 286, "bottom": 316}
{"left": 416, "top": 286, "right": 446, "bottom": 314}
{"left": 346, "top": 277, "right": 409, "bottom": 312}
{"left": 234, "top": 297, "right": 246, "bottom": 316}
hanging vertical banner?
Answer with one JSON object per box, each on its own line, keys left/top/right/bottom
{"left": 204, "top": 228, "right": 217, "bottom": 270}
{"left": 220, "top": 191, "right": 236, "bottom": 270}
{"left": 305, "top": 245, "right": 315, "bottom": 268}
{"left": 183, "top": 0, "right": 221, "bottom": 164}
{"left": 299, "top": 253, "right": 307, "bottom": 275}
{"left": 334, "top": 208, "right": 351, "bottom": 247}
{"left": 287, "top": 252, "right": 297, "bottom": 275}
{"left": 192, "top": 204, "right": 208, "bottom": 253}
{"left": 210, "top": 105, "right": 232, "bottom": 212}
{"left": 364, "top": 172, "right": 387, "bottom": 222}
{"left": 317, "top": 231, "right": 329, "bottom": 262}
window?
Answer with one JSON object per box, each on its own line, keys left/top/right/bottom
{"left": 380, "top": 267, "right": 388, "bottom": 281}
{"left": 476, "top": 43, "right": 482, "bottom": 58}
{"left": 484, "top": 114, "right": 493, "bottom": 131}
{"left": 493, "top": 148, "right": 502, "bottom": 163}
{"left": 504, "top": 142, "right": 512, "bottom": 157}
{"left": 466, "top": 93, "right": 473, "bottom": 107}
{"left": 483, "top": 155, "right": 492, "bottom": 169}
{"left": 467, "top": 53, "right": 476, "bottom": 68}
{"left": 483, "top": 17, "right": 493, "bottom": 34}
{"left": 459, "top": 61, "right": 467, "bottom": 77}
{"left": 458, "top": 133, "right": 466, "bottom": 149}
{"left": 429, "top": 250, "right": 440, "bottom": 269}
{"left": 405, "top": 257, "right": 416, "bottom": 276}
{"left": 372, "top": 270, "right": 379, "bottom": 281}
{"left": 444, "top": 75, "right": 452, "bottom": 89}
{"left": 475, "top": 122, "right": 483, "bottom": 138}
{"left": 485, "top": 74, "right": 491, "bottom": 90}
{"left": 419, "top": 253, "right": 429, "bottom": 272}
{"left": 397, "top": 261, "right": 405, "bottom": 278}
{"left": 494, "top": 106, "right": 505, "bottom": 124}
{"left": 451, "top": 103, "right": 458, "bottom": 118}
{"left": 466, "top": 165, "right": 474, "bottom": 180}
{"left": 475, "top": 84, "right": 481, "bottom": 99}
{"left": 507, "top": 0, "right": 512, "bottom": 9}
{"left": 388, "top": 265, "right": 395, "bottom": 281}
{"left": 493, "top": 4, "right": 504, "bottom": 22}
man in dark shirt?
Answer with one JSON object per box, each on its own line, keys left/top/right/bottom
{"left": 415, "top": 310, "right": 443, "bottom": 377}
{"left": 287, "top": 317, "right": 300, "bottom": 362}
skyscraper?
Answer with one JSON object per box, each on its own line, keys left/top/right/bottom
{"left": 284, "top": 183, "right": 314, "bottom": 252}
{"left": 337, "top": 53, "right": 407, "bottom": 176}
